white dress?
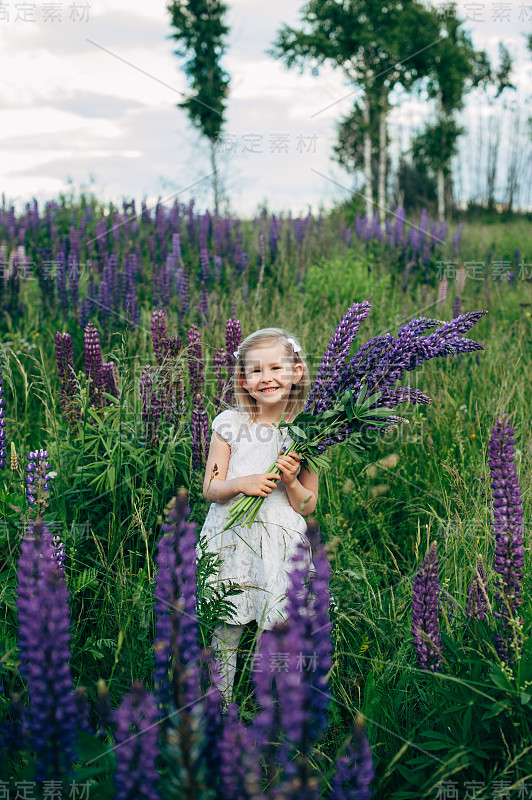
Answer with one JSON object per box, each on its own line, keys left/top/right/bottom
{"left": 196, "top": 407, "right": 315, "bottom": 631}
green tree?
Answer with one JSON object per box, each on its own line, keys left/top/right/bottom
{"left": 269, "top": 0, "right": 440, "bottom": 221}
{"left": 166, "top": 0, "right": 231, "bottom": 214}
{"left": 411, "top": 2, "right": 491, "bottom": 219}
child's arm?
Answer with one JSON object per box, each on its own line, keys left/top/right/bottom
{"left": 277, "top": 451, "right": 319, "bottom": 516}
{"left": 203, "top": 432, "right": 243, "bottom": 503}
{"left": 203, "top": 432, "right": 281, "bottom": 503}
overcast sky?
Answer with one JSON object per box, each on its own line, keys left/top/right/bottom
{"left": 1, "top": 0, "right": 530, "bottom": 217}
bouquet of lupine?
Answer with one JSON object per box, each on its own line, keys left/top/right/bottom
{"left": 223, "top": 300, "right": 487, "bottom": 531}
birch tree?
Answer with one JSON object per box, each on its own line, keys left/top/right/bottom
{"left": 167, "top": 0, "right": 230, "bottom": 215}
{"left": 269, "top": 0, "right": 439, "bottom": 221}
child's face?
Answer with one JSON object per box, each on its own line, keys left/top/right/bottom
{"left": 240, "top": 342, "right": 303, "bottom": 414}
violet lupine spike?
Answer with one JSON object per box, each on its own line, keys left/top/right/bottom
{"left": 67, "top": 253, "right": 79, "bottom": 312}
{"left": 140, "top": 366, "right": 163, "bottom": 447}
{"left": 466, "top": 554, "right": 488, "bottom": 621}
{"left": 16, "top": 519, "right": 78, "bottom": 782}
{"left": 225, "top": 317, "right": 242, "bottom": 368}
{"left": 154, "top": 489, "right": 201, "bottom": 720}
{"left": 200, "top": 283, "right": 210, "bottom": 323}
{"left": 337, "top": 310, "right": 487, "bottom": 405}
{"left": 328, "top": 717, "right": 375, "bottom": 800}
{"left": 487, "top": 415, "right": 525, "bottom": 663}
{"left": 190, "top": 393, "right": 209, "bottom": 470}
{"left": 197, "top": 651, "right": 226, "bottom": 795}
{"left": 101, "top": 361, "right": 119, "bottom": 399}
{"left": 411, "top": 541, "right": 443, "bottom": 672}
{"left": 306, "top": 521, "right": 333, "bottom": 742}
{"left": 212, "top": 348, "right": 226, "bottom": 411}
{"left": 56, "top": 252, "right": 68, "bottom": 312}
{"left": 25, "top": 449, "right": 52, "bottom": 508}
{"left": 305, "top": 301, "right": 372, "bottom": 413}
{"left": 74, "top": 686, "right": 93, "bottom": 734}
{"left": 252, "top": 528, "right": 332, "bottom": 791}
{"left": 187, "top": 324, "right": 204, "bottom": 397}
{"left": 55, "top": 332, "right": 79, "bottom": 428}
{"left": 0, "top": 352, "right": 7, "bottom": 468}
{"left": 113, "top": 681, "right": 160, "bottom": 800}
{"left": 452, "top": 296, "right": 462, "bottom": 320}
{"left": 83, "top": 322, "right": 105, "bottom": 409}
{"left": 151, "top": 309, "right": 167, "bottom": 366}
{"left": 220, "top": 702, "right": 265, "bottom": 800}
{"left": 176, "top": 265, "right": 190, "bottom": 320}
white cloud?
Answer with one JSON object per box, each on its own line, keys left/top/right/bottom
{"left": 0, "top": 0, "right": 530, "bottom": 214}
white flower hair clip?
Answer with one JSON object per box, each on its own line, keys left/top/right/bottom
{"left": 286, "top": 337, "right": 302, "bottom": 353}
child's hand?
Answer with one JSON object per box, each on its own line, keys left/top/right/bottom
{"left": 276, "top": 451, "right": 301, "bottom": 487}
{"left": 238, "top": 472, "right": 281, "bottom": 498}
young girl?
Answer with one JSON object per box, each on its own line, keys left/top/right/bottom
{"left": 198, "top": 327, "right": 318, "bottom": 705}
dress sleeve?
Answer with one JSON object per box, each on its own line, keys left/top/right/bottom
{"left": 211, "top": 409, "right": 237, "bottom": 445}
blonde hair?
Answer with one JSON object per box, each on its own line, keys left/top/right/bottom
{"left": 231, "top": 328, "right": 310, "bottom": 423}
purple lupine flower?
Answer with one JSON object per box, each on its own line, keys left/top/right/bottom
{"left": 98, "top": 279, "right": 112, "bottom": 335}
{"left": 0, "top": 351, "right": 7, "bottom": 468}
{"left": 176, "top": 265, "right": 190, "bottom": 320}
{"left": 269, "top": 214, "right": 280, "bottom": 261}
{"left": 56, "top": 251, "right": 68, "bottom": 312}
{"left": 25, "top": 449, "right": 51, "bottom": 508}
{"left": 220, "top": 702, "right": 265, "bottom": 800}
{"left": 161, "top": 335, "right": 182, "bottom": 363}
{"left": 84, "top": 322, "right": 105, "bottom": 409}
{"left": 419, "top": 208, "right": 427, "bottom": 243}
{"left": 305, "top": 300, "right": 372, "bottom": 413}
{"left": 200, "top": 283, "right": 210, "bottom": 323}
{"left": 67, "top": 254, "right": 79, "bottom": 313}
{"left": 16, "top": 519, "right": 78, "bottom": 781}
{"left": 86, "top": 274, "right": 97, "bottom": 318}
{"left": 52, "top": 533, "right": 66, "bottom": 573}
{"left": 151, "top": 309, "right": 167, "bottom": 366}
{"left": 333, "top": 310, "right": 487, "bottom": 414}
{"left": 113, "top": 681, "right": 160, "bottom": 800}
{"left": 101, "top": 361, "right": 119, "bottom": 399}
{"left": 172, "top": 231, "right": 182, "bottom": 266}
{"left": 197, "top": 651, "right": 226, "bottom": 794}
{"left": 140, "top": 366, "right": 164, "bottom": 447}
{"left": 329, "top": 716, "right": 374, "bottom": 800}
{"left": 487, "top": 415, "right": 525, "bottom": 663}
{"left": 74, "top": 686, "right": 93, "bottom": 734}
{"left": 466, "top": 554, "right": 488, "bottom": 621}
{"left": 452, "top": 296, "right": 462, "bottom": 319}
{"left": 411, "top": 541, "right": 442, "bottom": 672}
{"left": 212, "top": 347, "right": 227, "bottom": 411}
{"left": 56, "top": 332, "right": 77, "bottom": 418}
{"left": 225, "top": 317, "right": 242, "bottom": 368}
{"left": 200, "top": 237, "right": 210, "bottom": 282}
{"left": 153, "top": 489, "right": 201, "bottom": 720}
{"left": 251, "top": 522, "right": 332, "bottom": 793}
{"left": 452, "top": 222, "right": 464, "bottom": 255}
{"left": 187, "top": 324, "right": 204, "bottom": 397}
{"left": 190, "top": 393, "right": 209, "bottom": 470}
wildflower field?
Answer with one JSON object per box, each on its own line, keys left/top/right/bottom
{"left": 0, "top": 194, "right": 531, "bottom": 799}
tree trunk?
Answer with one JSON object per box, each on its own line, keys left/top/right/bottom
{"left": 209, "top": 138, "right": 219, "bottom": 216}
{"left": 437, "top": 90, "right": 445, "bottom": 221}
{"left": 437, "top": 169, "right": 445, "bottom": 221}
{"left": 378, "top": 88, "right": 387, "bottom": 226}
{"left": 486, "top": 102, "right": 500, "bottom": 212}
{"left": 362, "top": 95, "right": 373, "bottom": 219}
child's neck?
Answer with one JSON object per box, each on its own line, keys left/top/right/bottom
{"left": 255, "top": 405, "right": 293, "bottom": 426}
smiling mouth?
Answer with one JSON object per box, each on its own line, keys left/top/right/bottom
{"left": 260, "top": 387, "right": 278, "bottom": 393}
